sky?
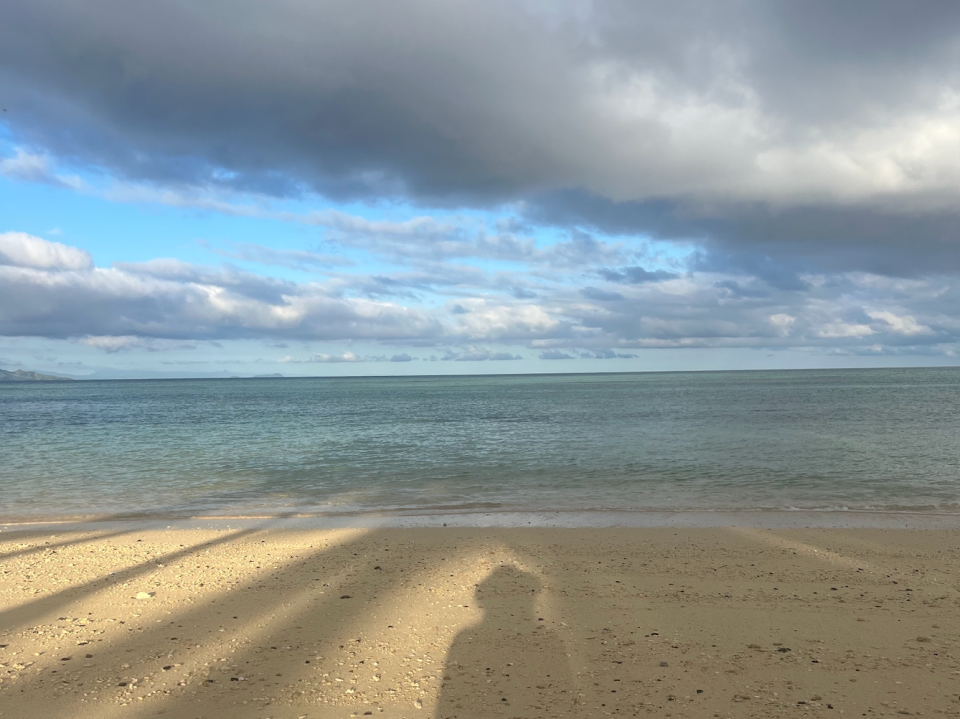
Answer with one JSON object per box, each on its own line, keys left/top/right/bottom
{"left": 1, "top": 0, "right": 959, "bottom": 379}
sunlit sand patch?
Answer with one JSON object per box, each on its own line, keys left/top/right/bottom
{"left": 284, "top": 539, "right": 525, "bottom": 714}
{"left": 0, "top": 529, "right": 136, "bottom": 562}
{"left": 728, "top": 526, "right": 875, "bottom": 571}
{"left": 0, "top": 528, "right": 368, "bottom": 716}
{"left": 729, "top": 527, "right": 960, "bottom": 604}
{"left": 66, "top": 529, "right": 370, "bottom": 719}
{"left": 0, "top": 529, "right": 263, "bottom": 619}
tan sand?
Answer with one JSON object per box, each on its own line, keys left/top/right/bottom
{"left": 1, "top": 525, "right": 959, "bottom": 718}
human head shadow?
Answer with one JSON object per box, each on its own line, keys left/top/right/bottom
{"left": 435, "top": 564, "right": 576, "bottom": 719}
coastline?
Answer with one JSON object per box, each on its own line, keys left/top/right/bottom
{"left": 5, "top": 507, "right": 960, "bottom": 532}
{"left": 2, "top": 523, "right": 959, "bottom": 717}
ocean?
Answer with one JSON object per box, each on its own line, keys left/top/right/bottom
{"left": 2, "top": 368, "right": 959, "bottom": 522}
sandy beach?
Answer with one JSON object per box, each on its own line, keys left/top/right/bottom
{"left": 1, "top": 524, "right": 959, "bottom": 718}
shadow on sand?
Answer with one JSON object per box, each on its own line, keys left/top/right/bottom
{"left": 435, "top": 564, "right": 575, "bottom": 719}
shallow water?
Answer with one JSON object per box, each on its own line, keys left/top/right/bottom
{"left": 2, "top": 368, "right": 959, "bottom": 520}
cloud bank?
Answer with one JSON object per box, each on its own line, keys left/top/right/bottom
{"left": 1, "top": 1, "right": 959, "bottom": 366}
{"left": 1, "top": 3, "right": 958, "bottom": 266}
{"left": 1, "top": 234, "right": 957, "bottom": 362}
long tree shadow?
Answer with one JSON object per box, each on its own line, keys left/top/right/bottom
{"left": 435, "top": 564, "right": 575, "bottom": 719}
{"left": 2, "top": 528, "right": 591, "bottom": 718}
{"left": 0, "top": 526, "right": 267, "bottom": 632}
{"left": 0, "top": 526, "right": 487, "bottom": 719}
{"left": 0, "top": 500, "right": 288, "bottom": 563}
{"left": 116, "top": 528, "right": 484, "bottom": 719}
{"left": 0, "top": 508, "right": 318, "bottom": 632}
{"left": 0, "top": 529, "right": 140, "bottom": 562}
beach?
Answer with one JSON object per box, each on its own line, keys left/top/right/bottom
{"left": 2, "top": 522, "right": 959, "bottom": 718}
{"left": 6, "top": 2, "right": 960, "bottom": 716}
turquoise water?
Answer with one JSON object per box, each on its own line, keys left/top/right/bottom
{"left": 2, "top": 368, "right": 959, "bottom": 520}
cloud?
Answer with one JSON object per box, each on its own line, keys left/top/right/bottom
{"left": 579, "top": 349, "right": 638, "bottom": 359}
{"left": 280, "top": 352, "right": 365, "bottom": 363}
{"left": 441, "top": 347, "right": 522, "bottom": 361}
{"left": 113, "top": 258, "right": 300, "bottom": 304}
{"left": 213, "top": 242, "right": 353, "bottom": 271}
{"left": 510, "top": 287, "right": 538, "bottom": 299}
{"left": 867, "top": 310, "right": 932, "bottom": 336}
{"left": 533, "top": 192, "right": 960, "bottom": 279}
{"left": 0, "top": 232, "right": 92, "bottom": 270}
{"left": 0, "top": 244, "right": 442, "bottom": 343}
{"left": 598, "top": 266, "right": 678, "bottom": 284}
{"left": 450, "top": 299, "right": 565, "bottom": 341}
{"left": 2, "top": 235, "right": 960, "bottom": 360}
{"left": 769, "top": 313, "right": 796, "bottom": 336}
{"left": 333, "top": 264, "right": 494, "bottom": 301}
{"left": 817, "top": 322, "right": 875, "bottom": 339}
{"left": 0, "top": 148, "right": 82, "bottom": 188}
{"left": 294, "top": 210, "right": 628, "bottom": 269}
{"left": 4, "top": 0, "right": 959, "bottom": 278}
{"left": 77, "top": 335, "right": 197, "bottom": 353}
{"left": 579, "top": 287, "right": 625, "bottom": 302}
{"left": 539, "top": 349, "right": 575, "bottom": 360}
{"left": 5, "top": 0, "right": 957, "bottom": 203}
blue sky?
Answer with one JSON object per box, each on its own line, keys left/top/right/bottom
{"left": 2, "top": 1, "right": 960, "bottom": 378}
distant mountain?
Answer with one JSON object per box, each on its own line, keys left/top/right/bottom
{"left": 0, "top": 368, "right": 73, "bottom": 382}
{"left": 254, "top": 373, "right": 285, "bottom": 378}
{"left": 52, "top": 369, "right": 240, "bottom": 380}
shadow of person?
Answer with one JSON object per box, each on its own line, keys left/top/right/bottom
{"left": 435, "top": 564, "right": 577, "bottom": 718}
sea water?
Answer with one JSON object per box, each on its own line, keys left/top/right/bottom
{"left": 2, "top": 368, "right": 959, "bottom": 521}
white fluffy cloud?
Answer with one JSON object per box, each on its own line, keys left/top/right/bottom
{"left": 0, "top": 231, "right": 92, "bottom": 270}
{"left": 280, "top": 352, "right": 361, "bottom": 363}
{"left": 76, "top": 335, "right": 198, "bottom": 353}
{"left": 867, "top": 311, "right": 932, "bottom": 336}
{"left": 0, "top": 234, "right": 440, "bottom": 342}
{"left": 817, "top": 322, "right": 874, "bottom": 339}
{"left": 1, "top": 233, "right": 959, "bottom": 360}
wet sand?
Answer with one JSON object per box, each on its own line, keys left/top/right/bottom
{"left": 1, "top": 525, "right": 959, "bottom": 718}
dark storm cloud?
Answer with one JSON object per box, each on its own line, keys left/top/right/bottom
{"left": 579, "top": 287, "right": 625, "bottom": 302}
{"left": 2, "top": 0, "right": 959, "bottom": 275}
{"left": 597, "top": 265, "right": 679, "bottom": 284}
{"left": 1, "top": 0, "right": 577, "bottom": 200}
{"left": 531, "top": 193, "right": 960, "bottom": 278}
